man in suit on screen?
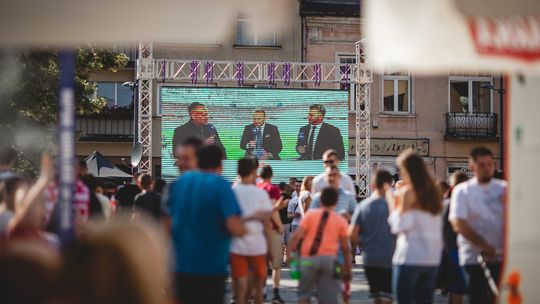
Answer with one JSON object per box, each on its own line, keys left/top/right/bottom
{"left": 240, "top": 109, "right": 283, "bottom": 160}
{"left": 296, "top": 104, "right": 345, "bottom": 160}
{"left": 172, "top": 102, "right": 227, "bottom": 158}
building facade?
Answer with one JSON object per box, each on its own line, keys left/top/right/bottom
{"left": 76, "top": 1, "right": 302, "bottom": 175}
{"left": 300, "top": 0, "right": 501, "bottom": 182}
{"left": 78, "top": 0, "right": 502, "bottom": 183}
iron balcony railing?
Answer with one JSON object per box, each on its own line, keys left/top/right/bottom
{"left": 76, "top": 117, "right": 133, "bottom": 142}
{"left": 445, "top": 112, "right": 498, "bottom": 139}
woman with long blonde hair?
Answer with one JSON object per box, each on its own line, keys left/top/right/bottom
{"left": 386, "top": 149, "right": 443, "bottom": 304}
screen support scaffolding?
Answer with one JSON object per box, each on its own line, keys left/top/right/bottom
{"left": 136, "top": 42, "right": 154, "bottom": 174}
{"left": 355, "top": 40, "right": 372, "bottom": 197}
{"left": 136, "top": 41, "right": 373, "bottom": 196}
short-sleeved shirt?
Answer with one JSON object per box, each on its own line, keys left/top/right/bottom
{"left": 44, "top": 180, "right": 90, "bottom": 224}
{"left": 257, "top": 181, "right": 281, "bottom": 230}
{"left": 115, "top": 184, "right": 141, "bottom": 209}
{"left": 134, "top": 191, "right": 162, "bottom": 220}
{"left": 310, "top": 188, "right": 356, "bottom": 216}
{"left": 300, "top": 208, "right": 348, "bottom": 257}
{"left": 168, "top": 171, "right": 242, "bottom": 275}
{"left": 354, "top": 194, "right": 396, "bottom": 268}
{"left": 449, "top": 177, "right": 506, "bottom": 265}
{"left": 231, "top": 183, "right": 273, "bottom": 256}
{"left": 287, "top": 197, "right": 302, "bottom": 226}
{"left": 257, "top": 181, "right": 281, "bottom": 201}
{"left": 298, "top": 190, "right": 311, "bottom": 217}
{"left": 312, "top": 172, "right": 355, "bottom": 195}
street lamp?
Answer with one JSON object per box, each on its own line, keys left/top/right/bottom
{"left": 481, "top": 78, "right": 505, "bottom": 175}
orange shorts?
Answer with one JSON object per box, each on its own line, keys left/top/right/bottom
{"left": 230, "top": 254, "right": 267, "bottom": 279}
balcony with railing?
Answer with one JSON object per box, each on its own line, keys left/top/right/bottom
{"left": 76, "top": 116, "right": 133, "bottom": 142}
{"left": 445, "top": 112, "right": 498, "bottom": 139}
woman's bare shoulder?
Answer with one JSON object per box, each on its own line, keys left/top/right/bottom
{"left": 401, "top": 188, "right": 418, "bottom": 210}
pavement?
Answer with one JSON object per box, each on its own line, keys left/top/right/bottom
{"left": 225, "top": 255, "right": 451, "bottom": 303}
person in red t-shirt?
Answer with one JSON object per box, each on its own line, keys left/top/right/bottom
{"left": 257, "top": 165, "right": 286, "bottom": 304}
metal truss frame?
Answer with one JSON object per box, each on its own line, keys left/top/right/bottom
{"left": 156, "top": 60, "right": 356, "bottom": 85}
{"left": 136, "top": 42, "right": 154, "bottom": 174}
{"left": 355, "top": 40, "right": 373, "bottom": 197}
{"left": 136, "top": 42, "right": 372, "bottom": 196}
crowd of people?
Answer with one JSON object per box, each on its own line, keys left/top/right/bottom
{"left": 0, "top": 138, "right": 506, "bottom": 304}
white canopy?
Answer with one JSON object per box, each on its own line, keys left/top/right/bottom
{"left": 84, "top": 151, "right": 132, "bottom": 179}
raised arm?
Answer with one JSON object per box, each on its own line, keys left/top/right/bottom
{"left": 9, "top": 154, "right": 53, "bottom": 231}
{"left": 239, "top": 126, "right": 250, "bottom": 151}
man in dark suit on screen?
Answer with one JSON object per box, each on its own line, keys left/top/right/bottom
{"left": 172, "top": 102, "right": 227, "bottom": 159}
{"left": 240, "top": 109, "right": 282, "bottom": 160}
{"left": 296, "top": 104, "right": 345, "bottom": 160}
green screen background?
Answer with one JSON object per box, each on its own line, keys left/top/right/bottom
{"left": 161, "top": 87, "right": 348, "bottom": 182}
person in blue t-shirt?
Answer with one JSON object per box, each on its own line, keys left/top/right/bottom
{"left": 309, "top": 166, "right": 356, "bottom": 220}
{"left": 350, "top": 169, "right": 396, "bottom": 304}
{"left": 167, "top": 144, "right": 246, "bottom": 304}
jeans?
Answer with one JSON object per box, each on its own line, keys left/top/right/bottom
{"left": 393, "top": 265, "right": 439, "bottom": 304}
{"left": 464, "top": 262, "right": 501, "bottom": 304}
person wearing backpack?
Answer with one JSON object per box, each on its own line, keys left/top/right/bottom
{"left": 287, "top": 187, "right": 352, "bottom": 304}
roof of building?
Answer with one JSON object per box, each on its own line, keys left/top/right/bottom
{"left": 299, "top": 0, "right": 360, "bottom": 17}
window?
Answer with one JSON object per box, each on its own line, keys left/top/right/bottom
{"left": 449, "top": 77, "right": 492, "bottom": 113}
{"left": 447, "top": 163, "right": 474, "bottom": 182}
{"left": 236, "top": 14, "right": 277, "bottom": 46}
{"left": 337, "top": 55, "right": 356, "bottom": 111}
{"left": 96, "top": 82, "right": 133, "bottom": 107}
{"left": 382, "top": 71, "right": 411, "bottom": 113}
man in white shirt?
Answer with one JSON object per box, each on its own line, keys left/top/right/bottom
{"left": 312, "top": 149, "right": 355, "bottom": 195}
{"left": 231, "top": 157, "right": 273, "bottom": 304}
{"left": 288, "top": 177, "right": 300, "bottom": 199}
{"left": 286, "top": 195, "right": 302, "bottom": 233}
{"left": 450, "top": 147, "right": 506, "bottom": 304}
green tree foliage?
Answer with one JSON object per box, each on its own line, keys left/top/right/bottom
{"left": 0, "top": 47, "right": 129, "bottom": 174}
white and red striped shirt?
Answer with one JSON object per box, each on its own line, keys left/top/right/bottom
{"left": 44, "top": 180, "right": 90, "bottom": 224}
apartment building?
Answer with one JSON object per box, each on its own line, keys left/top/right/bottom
{"left": 300, "top": 0, "right": 501, "bottom": 181}
{"left": 77, "top": 0, "right": 501, "bottom": 182}
{"left": 76, "top": 1, "right": 302, "bottom": 175}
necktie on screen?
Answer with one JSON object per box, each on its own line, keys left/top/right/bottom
{"left": 255, "top": 127, "right": 264, "bottom": 158}
{"left": 307, "top": 125, "right": 317, "bottom": 160}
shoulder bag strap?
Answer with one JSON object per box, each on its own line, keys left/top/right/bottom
{"left": 309, "top": 210, "right": 330, "bottom": 256}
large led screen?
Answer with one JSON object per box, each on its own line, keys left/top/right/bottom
{"left": 161, "top": 87, "right": 349, "bottom": 182}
